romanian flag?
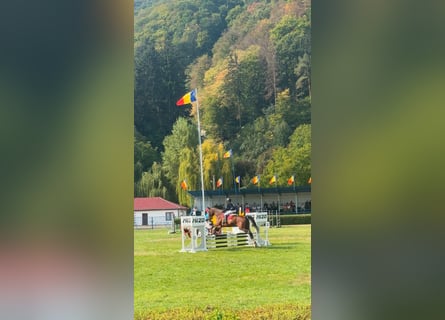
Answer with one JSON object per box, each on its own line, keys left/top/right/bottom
{"left": 251, "top": 175, "right": 259, "bottom": 185}
{"left": 287, "top": 175, "right": 295, "bottom": 185}
{"left": 176, "top": 89, "right": 197, "bottom": 106}
{"left": 216, "top": 178, "right": 223, "bottom": 188}
{"left": 235, "top": 176, "right": 240, "bottom": 184}
{"left": 269, "top": 175, "right": 277, "bottom": 185}
{"left": 223, "top": 149, "right": 232, "bottom": 158}
{"left": 180, "top": 180, "right": 188, "bottom": 190}
{"left": 308, "top": 177, "right": 312, "bottom": 184}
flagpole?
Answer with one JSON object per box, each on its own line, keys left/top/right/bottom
{"left": 258, "top": 175, "right": 262, "bottom": 210}
{"left": 294, "top": 175, "right": 298, "bottom": 213}
{"left": 275, "top": 174, "right": 279, "bottom": 215}
{"left": 195, "top": 89, "right": 206, "bottom": 212}
{"left": 231, "top": 156, "right": 236, "bottom": 194}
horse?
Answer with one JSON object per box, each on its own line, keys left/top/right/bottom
{"left": 207, "top": 207, "right": 260, "bottom": 247}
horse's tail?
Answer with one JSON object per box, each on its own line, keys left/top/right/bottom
{"left": 246, "top": 215, "right": 260, "bottom": 235}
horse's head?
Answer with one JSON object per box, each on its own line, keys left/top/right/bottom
{"left": 208, "top": 207, "right": 225, "bottom": 226}
{"left": 207, "top": 207, "right": 217, "bottom": 218}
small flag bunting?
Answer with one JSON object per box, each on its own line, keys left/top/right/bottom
{"left": 287, "top": 175, "right": 294, "bottom": 185}
{"left": 269, "top": 175, "right": 277, "bottom": 185}
{"left": 223, "top": 149, "right": 232, "bottom": 158}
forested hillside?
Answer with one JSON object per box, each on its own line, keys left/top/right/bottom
{"left": 134, "top": 0, "right": 311, "bottom": 206}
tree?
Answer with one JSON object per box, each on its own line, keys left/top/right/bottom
{"left": 134, "top": 36, "right": 190, "bottom": 150}
{"left": 162, "top": 118, "right": 198, "bottom": 187}
{"left": 295, "top": 53, "right": 311, "bottom": 98}
{"left": 177, "top": 147, "right": 199, "bottom": 206}
{"left": 135, "top": 162, "right": 170, "bottom": 198}
{"left": 264, "top": 123, "right": 311, "bottom": 186}
{"left": 133, "top": 0, "right": 312, "bottom": 198}
{"left": 134, "top": 134, "right": 159, "bottom": 183}
{"left": 271, "top": 12, "right": 311, "bottom": 98}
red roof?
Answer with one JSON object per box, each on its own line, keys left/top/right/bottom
{"left": 134, "top": 197, "right": 187, "bottom": 211}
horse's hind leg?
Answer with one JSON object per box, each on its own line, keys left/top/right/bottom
{"left": 243, "top": 228, "right": 257, "bottom": 247}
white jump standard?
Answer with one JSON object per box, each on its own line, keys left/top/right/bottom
{"left": 246, "top": 212, "right": 271, "bottom": 247}
{"left": 180, "top": 216, "right": 207, "bottom": 253}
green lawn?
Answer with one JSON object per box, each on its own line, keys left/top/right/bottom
{"left": 134, "top": 225, "right": 311, "bottom": 320}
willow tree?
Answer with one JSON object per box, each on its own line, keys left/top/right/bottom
{"left": 220, "top": 155, "right": 234, "bottom": 190}
{"left": 135, "top": 162, "right": 169, "bottom": 198}
{"left": 201, "top": 139, "right": 234, "bottom": 191}
{"left": 177, "top": 147, "right": 199, "bottom": 207}
{"left": 201, "top": 139, "right": 224, "bottom": 190}
{"left": 162, "top": 118, "right": 198, "bottom": 187}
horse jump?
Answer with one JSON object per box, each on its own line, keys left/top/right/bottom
{"left": 180, "top": 208, "right": 270, "bottom": 253}
{"left": 206, "top": 233, "right": 250, "bottom": 249}
{"left": 207, "top": 207, "right": 260, "bottom": 247}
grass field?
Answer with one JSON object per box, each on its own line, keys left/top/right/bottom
{"left": 134, "top": 225, "right": 311, "bottom": 320}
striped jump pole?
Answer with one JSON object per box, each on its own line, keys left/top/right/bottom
{"left": 206, "top": 233, "right": 251, "bottom": 249}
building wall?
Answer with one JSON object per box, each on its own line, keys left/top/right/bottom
{"left": 134, "top": 209, "right": 186, "bottom": 227}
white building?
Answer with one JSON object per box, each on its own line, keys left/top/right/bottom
{"left": 134, "top": 197, "right": 188, "bottom": 227}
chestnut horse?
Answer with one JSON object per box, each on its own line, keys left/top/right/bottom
{"left": 207, "top": 207, "right": 260, "bottom": 247}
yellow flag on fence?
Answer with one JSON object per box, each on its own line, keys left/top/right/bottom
{"left": 269, "top": 175, "right": 276, "bottom": 185}
{"left": 287, "top": 175, "right": 294, "bottom": 185}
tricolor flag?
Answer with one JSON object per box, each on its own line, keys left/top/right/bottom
{"left": 180, "top": 180, "right": 188, "bottom": 190}
{"left": 216, "top": 177, "right": 223, "bottom": 188}
{"left": 223, "top": 149, "right": 232, "bottom": 158}
{"left": 235, "top": 176, "right": 240, "bottom": 184}
{"left": 251, "top": 175, "right": 259, "bottom": 185}
{"left": 176, "top": 89, "right": 197, "bottom": 106}
{"left": 287, "top": 175, "right": 295, "bottom": 185}
{"left": 269, "top": 175, "right": 277, "bottom": 185}
{"left": 308, "top": 177, "right": 312, "bottom": 184}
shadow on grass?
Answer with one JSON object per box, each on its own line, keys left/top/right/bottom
{"left": 207, "top": 242, "right": 302, "bottom": 252}
{"left": 258, "top": 242, "right": 302, "bottom": 250}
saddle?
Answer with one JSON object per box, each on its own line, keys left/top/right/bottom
{"left": 223, "top": 210, "right": 236, "bottom": 225}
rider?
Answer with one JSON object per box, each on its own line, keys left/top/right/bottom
{"left": 224, "top": 198, "right": 235, "bottom": 223}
